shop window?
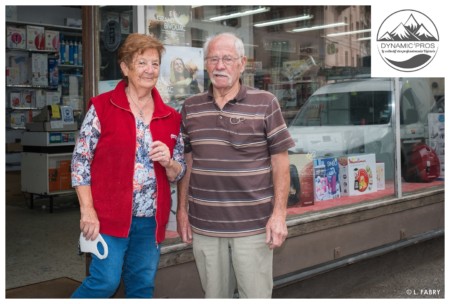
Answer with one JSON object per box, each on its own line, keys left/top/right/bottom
{"left": 125, "top": 5, "right": 443, "bottom": 235}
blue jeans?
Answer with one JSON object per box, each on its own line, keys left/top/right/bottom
{"left": 72, "top": 216, "right": 160, "bottom": 298}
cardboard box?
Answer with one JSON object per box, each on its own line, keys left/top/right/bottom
{"left": 59, "top": 160, "right": 72, "bottom": 175}
{"left": 31, "top": 53, "right": 48, "bottom": 86}
{"left": 313, "top": 157, "right": 341, "bottom": 201}
{"left": 60, "top": 174, "right": 72, "bottom": 190}
{"left": 338, "top": 154, "right": 377, "bottom": 196}
{"left": 48, "top": 168, "right": 60, "bottom": 192}
{"left": 9, "top": 54, "right": 30, "bottom": 84}
{"left": 10, "top": 92, "right": 21, "bottom": 108}
{"left": 45, "top": 30, "right": 59, "bottom": 51}
{"left": 288, "top": 154, "right": 314, "bottom": 206}
{"left": 376, "top": 163, "right": 385, "bottom": 190}
{"left": 21, "top": 91, "right": 35, "bottom": 108}
{"left": 27, "top": 25, "right": 45, "bottom": 50}
{"left": 6, "top": 26, "right": 26, "bottom": 49}
{"left": 48, "top": 58, "right": 59, "bottom": 87}
{"left": 65, "top": 18, "right": 82, "bottom": 28}
{"left": 6, "top": 67, "right": 20, "bottom": 85}
{"left": 35, "top": 90, "right": 47, "bottom": 109}
{"left": 9, "top": 91, "right": 34, "bottom": 108}
{"left": 9, "top": 112, "right": 27, "bottom": 129}
{"left": 46, "top": 91, "right": 61, "bottom": 105}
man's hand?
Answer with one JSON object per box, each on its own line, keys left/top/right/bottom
{"left": 265, "top": 214, "right": 288, "bottom": 249}
{"left": 176, "top": 209, "right": 193, "bottom": 244}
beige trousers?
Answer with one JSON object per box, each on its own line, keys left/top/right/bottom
{"left": 192, "top": 232, "right": 273, "bottom": 298}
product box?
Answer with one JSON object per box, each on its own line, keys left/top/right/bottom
{"left": 6, "top": 26, "right": 26, "bottom": 49}
{"left": 313, "top": 157, "right": 341, "bottom": 202}
{"left": 48, "top": 168, "right": 60, "bottom": 192}
{"left": 31, "top": 53, "right": 48, "bottom": 86}
{"left": 10, "top": 91, "right": 34, "bottom": 108}
{"left": 48, "top": 58, "right": 59, "bottom": 87}
{"left": 35, "top": 90, "right": 47, "bottom": 109}
{"left": 288, "top": 153, "right": 314, "bottom": 206}
{"left": 45, "top": 30, "right": 60, "bottom": 51}
{"left": 9, "top": 92, "right": 21, "bottom": 108}
{"left": 376, "top": 163, "right": 385, "bottom": 190}
{"left": 27, "top": 25, "right": 46, "bottom": 50}
{"left": 6, "top": 67, "right": 20, "bottom": 85}
{"left": 62, "top": 96, "right": 82, "bottom": 111}
{"left": 8, "top": 112, "right": 27, "bottom": 129}
{"left": 65, "top": 18, "right": 82, "bottom": 28}
{"left": 21, "top": 91, "right": 35, "bottom": 108}
{"left": 46, "top": 91, "right": 61, "bottom": 105}
{"left": 8, "top": 54, "right": 30, "bottom": 84}
{"left": 338, "top": 153, "right": 377, "bottom": 196}
{"left": 59, "top": 159, "right": 72, "bottom": 190}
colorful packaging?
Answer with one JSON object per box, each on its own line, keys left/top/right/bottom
{"left": 45, "top": 30, "right": 60, "bottom": 51}
{"left": 376, "top": 163, "right": 385, "bottom": 190}
{"left": 26, "top": 25, "right": 45, "bottom": 50}
{"left": 288, "top": 154, "right": 314, "bottom": 206}
{"left": 339, "top": 154, "right": 377, "bottom": 196}
{"left": 313, "top": 157, "right": 341, "bottom": 201}
{"left": 6, "top": 26, "right": 26, "bottom": 49}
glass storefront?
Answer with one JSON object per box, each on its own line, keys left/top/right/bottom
{"left": 94, "top": 5, "right": 444, "bottom": 237}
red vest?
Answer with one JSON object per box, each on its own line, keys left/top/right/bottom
{"left": 89, "top": 80, "right": 181, "bottom": 243}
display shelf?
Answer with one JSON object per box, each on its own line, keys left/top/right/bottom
{"left": 6, "top": 19, "right": 81, "bottom": 33}
{"left": 21, "top": 151, "right": 74, "bottom": 213}
{"left": 6, "top": 84, "right": 58, "bottom": 90}
{"left": 5, "top": 18, "right": 84, "bottom": 148}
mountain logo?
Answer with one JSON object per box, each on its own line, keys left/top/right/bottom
{"left": 376, "top": 9, "right": 439, "bottom": 72}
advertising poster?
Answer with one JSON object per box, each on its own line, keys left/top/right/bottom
{"left": 146, "top": 6, "right": 190, "bottom": 46}
{"left": 156, "top": 45, "right": 204, "bottom": 107}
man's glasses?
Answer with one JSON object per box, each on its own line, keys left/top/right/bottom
{"left": 205, "top": 56, "right": 241, "bottom": 66}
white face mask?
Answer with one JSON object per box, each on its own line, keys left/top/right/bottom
{"left": 79, "top": 233, "right": 109, "bottom": 260}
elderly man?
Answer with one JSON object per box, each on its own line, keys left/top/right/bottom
{"left": 177, "top": 32, "right": 294, "bottom": 298}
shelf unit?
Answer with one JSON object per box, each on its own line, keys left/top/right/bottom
{"left": 21, "top": 131, "right": 77, "bottom": 212}
{"left": 5, "top": 15, "right": 83, "bottom": 171}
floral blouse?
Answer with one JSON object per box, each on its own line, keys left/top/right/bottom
{"left": 71, "top": 105, "right": 186, "bottom": 217}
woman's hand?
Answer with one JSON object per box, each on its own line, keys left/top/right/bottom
{"left": 150, "top": 141, "right": 171, "bottom": 167}
{"left": 151, "top": 141, "right": 182, "bottom": 181}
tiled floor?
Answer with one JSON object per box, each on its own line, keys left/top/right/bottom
{"left": 5, "top": 171, "right": 86, "bottom": 290}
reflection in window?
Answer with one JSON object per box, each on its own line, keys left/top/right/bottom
{"left": 290, "top": 91, "right": 391, "bottom": 127}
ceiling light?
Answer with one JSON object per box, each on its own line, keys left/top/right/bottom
{"left": 209, "top": 7, "right": 270, "bottom": 22}
{"left": 290, "top": 22, "right": 347, "bottom": 33}
{"left": 357, "top": 37, "right": 371, "bottom": 41}
{"left": 327, "top": 29, "right": 371, "bottom": 37}
{"left": 254, "top": 14, "right": 313, "bottom": 27}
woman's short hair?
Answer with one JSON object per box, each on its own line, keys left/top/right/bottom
{"left": 118, "top": 33, "right": 165, "bottom": 69}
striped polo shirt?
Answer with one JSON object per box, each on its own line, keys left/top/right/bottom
{"left": 181, "top": 84, "right": 295, "bottom": 237}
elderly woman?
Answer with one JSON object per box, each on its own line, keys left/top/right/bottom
{"left": 71, "top": 33, "right": 186, "bottom": 298}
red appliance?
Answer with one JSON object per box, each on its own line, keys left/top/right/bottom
{"left": 403, "top": 143, "right": 440, "bottom": 183}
